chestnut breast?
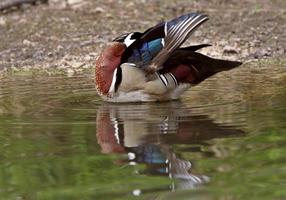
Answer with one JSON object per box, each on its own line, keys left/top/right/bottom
{"left": 95, "top": 42, "right": 126, "bottom": 96}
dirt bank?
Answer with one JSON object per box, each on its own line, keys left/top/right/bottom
{"left": 0, "top": 0, "right": 285, "bottom": 74}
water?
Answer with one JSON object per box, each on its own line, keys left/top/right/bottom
{"left": 0, "top": 59, "right": 285, "bottom": 200}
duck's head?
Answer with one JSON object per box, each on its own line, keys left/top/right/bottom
{"left": 95, "top": 42, "right": 126, "bottom": 97}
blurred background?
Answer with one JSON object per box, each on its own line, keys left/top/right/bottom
{"left": 0, "top": 0, "right": 285, "bottom": 74}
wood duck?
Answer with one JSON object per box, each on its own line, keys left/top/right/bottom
{"left": 95, "top": 12, "right": 242, "bottom": 102}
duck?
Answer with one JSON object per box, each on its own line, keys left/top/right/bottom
{"left": 95, "top": 12, "right": 242, "bottom": 102}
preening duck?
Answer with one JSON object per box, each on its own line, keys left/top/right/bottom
{"left": 95, "top": 12, "right": 242, "bottom": 102}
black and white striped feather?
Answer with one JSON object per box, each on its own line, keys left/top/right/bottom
{"left": 151, "top": 13, "right": 209, "bottom": 69}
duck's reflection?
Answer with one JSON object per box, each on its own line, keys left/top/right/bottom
{"left": 96, "top": 101, "right": 244, "bottom": 192}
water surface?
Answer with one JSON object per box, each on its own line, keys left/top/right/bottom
{"left": 0, "top": 59, "right": 286, "bottom": 199}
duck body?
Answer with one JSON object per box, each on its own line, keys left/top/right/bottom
{"left": 95, "top": 13, "right": 242, "bottom": 102}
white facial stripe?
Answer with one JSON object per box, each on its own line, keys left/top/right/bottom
{"left": 108, "top": 68, "right": 118, "bottom": 95}
{"left": 124, "top": 33, "right": 136, "bottom": 47}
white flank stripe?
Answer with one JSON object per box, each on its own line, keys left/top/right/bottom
{"left": 108, "top": 68, "right": 118, "bottom": 94}
{"left": 160, "top": 74, "right": 169, "bottom": 87}
{"left": 169, "top": 73, "right": 178, "bottom": 86}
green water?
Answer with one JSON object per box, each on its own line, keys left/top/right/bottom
{"left": 0, "top": 60, "right": 285, "bottom": 200}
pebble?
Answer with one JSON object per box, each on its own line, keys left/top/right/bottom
{"left": 68, "top": 0, "right": 87, "bottom": 9}
{"left": 0, "top": 17, "right": 6, "bottom": 26}
{"left": 278, "top": 48, "right": 285, "bottom": 55}
{"left": 68, "top": 0, "right": 83, "bottom": 5}
{"left": 47, "top": 52, "right": 53, "bottom": 57}
{"left": 94, "top": 7, "right": 105, "bottom": 14}
{"left": 49, "top": 0, "right": 66, "bottom": 8}
{"left": 22, "top": 39, "right": 36, "bottom": 47}
{"left": 223, "top": 46, "right": 239, "bottom": 54}
{"left": 56, "top": 45, "right": 64, "bottom": 51}
{"left": 253, "top": 49, "right": 271, "bottom": 59}
{"left": 66, "top": 68, "right": 75, "bottom": 77}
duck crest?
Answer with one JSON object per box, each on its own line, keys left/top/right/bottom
{"left": 95, "top": 42, "right": 126, "bottom": 97}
